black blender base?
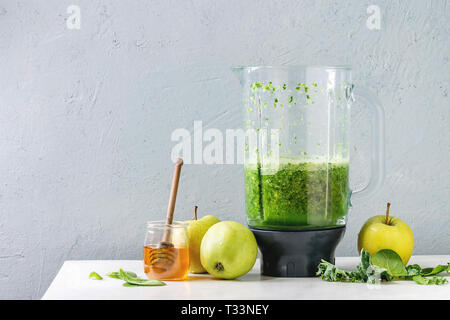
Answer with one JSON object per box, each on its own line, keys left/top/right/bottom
{"left": 250, "top": 226, "right": 346, "bottom": 277}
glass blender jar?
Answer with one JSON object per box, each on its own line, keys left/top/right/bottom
{"left": 234, "top": 66, "right": 384, "bottom": 276}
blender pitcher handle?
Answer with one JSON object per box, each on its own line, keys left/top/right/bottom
{"left": 350, "top": 87, "right": 385, "bottom": 201}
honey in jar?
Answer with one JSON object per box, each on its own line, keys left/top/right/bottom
{"left": 144, "top": 245, "right": 189, "bottom": 280}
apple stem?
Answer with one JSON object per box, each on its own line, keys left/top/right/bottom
{"left": 385, "top": 202, "right": 391, "bottom": 225}
{"left": 194, "top": 206, "right": 198, "bottom": 221}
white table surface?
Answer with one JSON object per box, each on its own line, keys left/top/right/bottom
{"left": 42, "top": 255, "right": 450, "bottom": 300}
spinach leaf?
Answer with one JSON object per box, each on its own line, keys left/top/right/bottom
{"left": 372, "top": 249, "right": 408, "bottom": 277}
{"left": 316, "top": 249, "right": 449, "bottom": 286}
{"left": 121, "top": 278, "right": 165, "bottom": 286}
{"left": 118, "top": 269, "right": 165, "bottom": 286}
{"left": 421, "top": 264, "right": 448, "bottom": 276}
{"left": 104, "top": 269, "right": 166, "bottom": 286}
{"left": 405, "top": 264, "right": 422, "bottom": 276}
{"left": 122, "top": 282, "right": 139, "bottom": 287}
{"left": 106, "top": 270, "right": 137, "bottom": 280}
{"left": 89, "top": 272, "right": 103, "bottom": 280}
{"left": 412, "top": 275, "right": 448, "bottom": 285}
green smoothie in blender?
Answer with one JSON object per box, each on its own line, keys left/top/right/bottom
{"left": 245, "top": 157, "right": 350, "bottom": 229}
{"left": 242, "top": 76, "right": 352, "bottom": 230}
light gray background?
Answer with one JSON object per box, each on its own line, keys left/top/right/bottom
{"left": 0, "top": 0, "right": 449, "bottom": 299}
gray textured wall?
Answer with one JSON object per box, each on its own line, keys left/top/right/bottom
{"left": 0, "top": 0, "right": 449, "bottom": 299}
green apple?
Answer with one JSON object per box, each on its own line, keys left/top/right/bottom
{"left": 357, "top": 203, "right": 414, "bottom": 265}
{"left": 187, "top": 206, "right": 220, "bottom": 273}
{"left": 200, "top": 221, "right": 257, "bottom": 279}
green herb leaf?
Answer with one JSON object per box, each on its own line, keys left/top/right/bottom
{"left": 122, "top": 279, "right": 165, "bottom": 286}
{"left": 106, "top": 270, "right": 137, "bottom": 280}
{"left": 106, "top": 269, "right": 165, "bottom": 286}
{"left": 316, "top": 250, "right": 383, "bottom": 283}
{"left": 372, "top": 249, "right": 408, "bottom": 277}
{"left": 412, "top": 275, "right": 448, "bottom": 285}
{"left": 89, "top": 272, "right": 103, "bottom": 280}
{"left": 316, "top": 260, "right": 355, "bottom": 282}
{"left": 122, "top": 282, "right": 138, "bottom": 287}
{"left": 355, "top": 249, "right": 371, "bottom": 282}
{"left": 422, "top": 264, "right": 448, "bottom": 276}
{"left": 317, "top": 250, "right": 449, "bottom": 286}
{"left": 119, "top": 269, "right": 165, "bottom": 286}
{"left": 405, "top": 264, "right": 421, "bottom": 276}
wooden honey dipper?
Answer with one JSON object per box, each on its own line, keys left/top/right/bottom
{"left": 147, "top": 158, "right": 183, "bottom": 268}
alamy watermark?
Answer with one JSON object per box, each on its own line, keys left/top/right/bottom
{"left": 366, "top": 5, "right": 381, "bottom": 30}
{"left": 171, "top": 121, "right": 280, "bottom": 167}
{"left": 66, "top": 5, "right": 81, "bottom": 30}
